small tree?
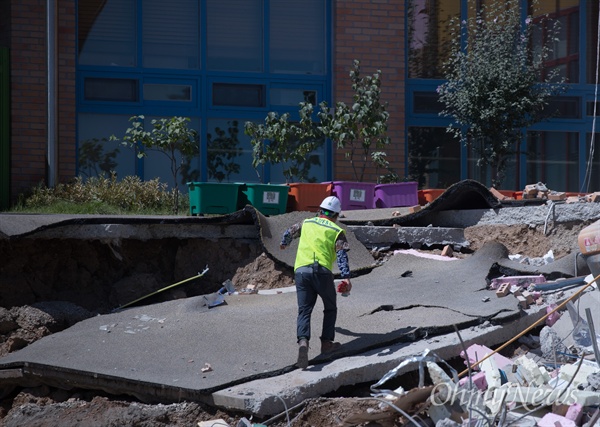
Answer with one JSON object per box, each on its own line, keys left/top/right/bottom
{"left": 318, "top": 59, "right": 391, "bottom": 182}
{"left": 437, "top": 0, "right": 565, "bottom": 187}
{"left": 245, "top": 102, "right": 324, "bottom": 183}
{"left": 111, "top": 115, "right": 199, "bottom": 214}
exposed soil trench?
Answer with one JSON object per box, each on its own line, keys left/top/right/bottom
{"left": 0, "top": 221, "right": 588, "bottom": 426}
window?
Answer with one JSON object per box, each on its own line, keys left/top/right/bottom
{"left": 142, "top": 0, "right": 200, "bottom": 69}
{"left": 413, "top": 91, "right": 443, "bottom": 114}
{"left": 206, "top": 0, "right": 263, "bottom": 72}
{"left": 143, "top": 84, "right": 192, "bottom": 102}
{"left": 270, "top": 0, "right": 326, "bottom": 74}
{"left": 270, "top": 88, "right": 317, "bottom": 107}
{"left": 408, "top": 127, "right": 461, "bottom": 189}
{"left": 530, "top": 1, "right": 580, "bottom": 83}
{"left": 78, "top": 114, "right": 136, "bottom": 179}
{"left": 206, "top": 118, "right": 255, "bottom": 183}
{"left": 84, "top": 78, "right": 138, "bottom": 102}
{"left": 545, "top": 96, "right": 581, "bottom": 119}
{"left": 527, "top": 131, "right": 579, "bottom": 192}
{"left": 587, "top": 0, "right": 599, "bottom": 84}
{"left": 408, "top": 0, "right": 460, "bottom": 79}
{"left": 212, "top": 83, "right": 265, "bottom": 108}
{"left": 78, "top": 0, "right": 136, "bottom": 67}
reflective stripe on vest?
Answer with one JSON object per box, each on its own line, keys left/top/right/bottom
{"left": 294, "top": 217, "right": 343, "bottom": 271}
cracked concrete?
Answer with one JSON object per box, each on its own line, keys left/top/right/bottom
{"left": 1, "top": 181, "right": 599, "bottom": 416}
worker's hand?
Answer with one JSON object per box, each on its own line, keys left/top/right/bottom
{"left": 279, "top": 244, "right": 286, "bottom": 250}
{"left": 344, "top": 279, "right": 352, "bottom": 293}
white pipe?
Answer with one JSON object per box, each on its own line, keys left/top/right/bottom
{"left": 46, "top": 0, "right": 57, "bottom": 187}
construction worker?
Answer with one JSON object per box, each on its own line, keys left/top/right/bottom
{"left": 280, "top": 195, "right": 352, "bottom": 369}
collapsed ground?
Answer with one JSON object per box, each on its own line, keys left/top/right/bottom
{"left": 0, "top": 221, "right": 589, "bottom": 426}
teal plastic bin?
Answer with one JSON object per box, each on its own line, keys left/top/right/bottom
{"left": 187, "top": 182, "right": 241, "bottom": 215}
{"left": 240, "top": 183, "right": 289, "bottom": 215}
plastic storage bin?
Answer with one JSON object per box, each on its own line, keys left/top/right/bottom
{"left": 329, "top": 181, "right": 376, "bottom": 211}
{"left": 373, "top": 182, "right": 418, "bottom": 208}
{"left": 287, "top": 183, "right": 332, "bottom": 212}
{"left": 187, "top": 182, "right": 241, "bottom": 215}
{"left": 240, "top": 183, "right": 289, "bottom": 215}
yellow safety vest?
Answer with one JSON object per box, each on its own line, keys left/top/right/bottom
{"left": 294, "top": 217, "right": 344, "bottom": 271}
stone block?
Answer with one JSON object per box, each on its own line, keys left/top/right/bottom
{"left": 496, "top": 283, "right": 510, "bottom": 298}
{"left": 516, "top": 295, "right": 529, "bottom": 309}
{"left": 441, "top": 245, "right": 453, "bottom": 257}
{"left": 548, "top": 191, "right": 567, "bottom": 201}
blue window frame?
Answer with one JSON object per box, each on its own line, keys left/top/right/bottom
{"left": 76, "top": 0, "right": 332, "bottom": 187}
{"left": 406, "top": 0, "right": 600, "bottom": 192}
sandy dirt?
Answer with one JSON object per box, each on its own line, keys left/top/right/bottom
{"left": 0, "top": 222, "right": 587, "bottom": 426}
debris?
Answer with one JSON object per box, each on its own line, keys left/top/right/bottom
{"left": 489, "top": 275, "right": 546, "bottom": 290}
{"left": 460, "top": 344, "right": 513, "bottom": 371}
{"left": 545, "top": 304, "right": 562, "bottom": 326}
{"left": 201, "top": 363, "right": 212, "bottom": 373}
{"left": 198, "top": 419, "right": 230, "bottom": 427}
{"left": 203, "top": 293, "right": 225, "bottom": 308}
{"left": 496, "top": 283, "right": 511, "bottom": 297}
{"left": 441, "top": 245, "right": 453, "bottom": 257}
{"left": 539, "top": 326, "right": 571, "bottom": 363}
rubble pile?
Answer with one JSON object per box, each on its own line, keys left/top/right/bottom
{"left": 335, "top": 343, "right": 599, "bottom": 427}
{"left": 334, "top": 275, "right": 600, "bottom": 427}
{"left": 491, "top": 182, "right": 600, "bottom": 203}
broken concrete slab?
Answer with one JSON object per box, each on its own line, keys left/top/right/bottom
{"left": 346, "top": 225, "right": 469, "bottom": 249}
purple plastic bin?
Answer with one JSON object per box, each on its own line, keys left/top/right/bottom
{"left": 374, "top": 182, "right": 418, "bottom": 208}
{"left": 327, "top": 181, "right": 376, "bottom": 210}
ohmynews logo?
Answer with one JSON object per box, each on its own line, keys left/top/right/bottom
{"left": 429, "top": 383, "right": 582, "bottom": 411}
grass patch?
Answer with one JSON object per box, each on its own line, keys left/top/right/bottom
{"left": 8, "top": 174, "right": 189, "bottom": 215}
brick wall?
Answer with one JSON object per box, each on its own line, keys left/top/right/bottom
{"left": 333, "top": 0, "right": 405, "bottom": 183}
{"left": 7, "top": 0, "right": 76, "bottom": 202}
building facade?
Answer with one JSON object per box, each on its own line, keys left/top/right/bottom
{"left": 0, "top": 0, "right": 598, "bottom": 209}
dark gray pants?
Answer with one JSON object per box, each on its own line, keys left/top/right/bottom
{"left": 295, "top": 264, "right": 337, "bottom": 342}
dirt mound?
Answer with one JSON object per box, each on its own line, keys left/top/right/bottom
{"left": 232, "top": 252, "right": 294, "bottom": 291}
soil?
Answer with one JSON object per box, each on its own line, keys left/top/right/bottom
{"left": 0, "top": 222, "right": 588, "bottom": 427}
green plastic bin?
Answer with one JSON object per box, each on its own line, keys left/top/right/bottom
{"left": 187, "top": 182, "right": 241, "bottom": 215}
{"left": 240, "top": 183, "right": 289, "bottom": 215}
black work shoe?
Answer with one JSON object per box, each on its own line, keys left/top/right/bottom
{"left": 297, "top": 339, "right": 309, "bottom": 369}
{"left": 320, "top": 339, "right": 341, "bottom": 354}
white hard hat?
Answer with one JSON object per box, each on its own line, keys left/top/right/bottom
{"left": 320, "top": 196, "right": 341, "bottom": 214}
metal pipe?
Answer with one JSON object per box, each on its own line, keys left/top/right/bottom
{"left": 46, "top": 0, "right": 57, "bottom": 187}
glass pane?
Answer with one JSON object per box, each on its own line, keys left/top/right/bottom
{"left": 270, "top": 88, "right": 317, "bottom": 106}
{"left": 408, "top": 0, "right": 460, "bottom": 79}
{"left": 207, "top": 0, "right": 263, "bottom": 72}
{"left": 270, "top": 0, "right": 326, "bottom": 74}
{"left": 143, "top": 84, "right": 192, "bottom": 102}
{"left": 84, "top": 78, "right": 138, "bottom": 102}
{"left": 270, "top": 137, "right": 327, "bottom": 184}
{"left": 587, "top": 102, "right": 600, "bottom": 116}
{"left": 586, "top": 133, "right": 600, "bottom": 192}
{"left": 78, "top": 0, "right": 136, "bottom": 67}
{"left": 530, "top": 0, "right": 579, "bottom": 83}
{"left": 587, "top": 0, "right": 599, "bottom": 84}
{"left": 143, "top": 117, "right": 201, "bottom": 192}
{"left": 213, "top": 83, "right": 265, "bottom": 107}
{"left": 413, "top": 91, "right": 443, "bottom": 114}
{"left": 207, "top": 119, "right": 255, "bottom": 183}
{"left": 142, "top": 0, "right": 199, "bottom": 69}
{"left": 407, "top": 127, "right": 461, "bottom": 189}
{"left": 527, "top": 131, "right": 579, "bottom": 192}
{"left": 545, "top": 96, "right": 581, "bottom": 119}
{"left": 78, "top": 114, "right": 136, "bottom": 180}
